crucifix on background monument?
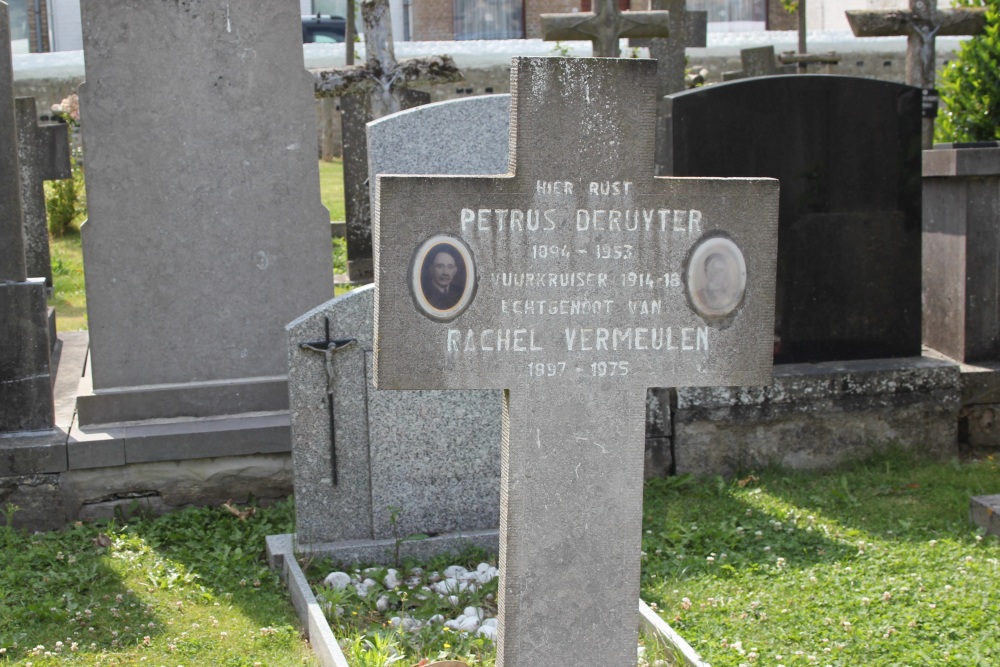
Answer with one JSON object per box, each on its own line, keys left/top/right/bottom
{"left": 541, "top": 0, "right": 672, "bottom": 58}
{"left": 312, "top": 0, "right": 462, "bottom": 282}
{"left": 847, "top": 0, "right": 986, "bottom": 148}
{"left": 373, "top": 56, "right": 778, "bottom": 666}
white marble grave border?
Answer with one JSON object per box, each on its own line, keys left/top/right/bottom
{"left": 266, "top": 532, "right": 709, "bottom": 667}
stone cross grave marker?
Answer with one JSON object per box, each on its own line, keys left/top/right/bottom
{"left": 373, "top": 57, "right": 779, "bottom": 667}
{"left": 541, "top": 0, "right": 672, "bottom": 58}
{"left": 15, "top": 96, "right": 71, "bottom": 289}
{"left": 313, "top": 0, "right": 462, "bottom": 282}
{"left": 1, "top": 0, "right": 55, "bottom": 434}
{"left": 847, "top": 0, "right": 986, "bottom": 148}
{"left": 630, "top": 0, "right": 707, "bottom": 97}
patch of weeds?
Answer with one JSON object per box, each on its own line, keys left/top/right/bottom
{"left": 640, "top": 452, "right": 1000, "bottom": 666}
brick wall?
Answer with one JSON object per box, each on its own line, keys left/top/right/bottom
{"left": 412, "top": 0, "right": 457, "bottom": 40}
{"left": 412, "top": 0, "right": 584, "bottom": 41}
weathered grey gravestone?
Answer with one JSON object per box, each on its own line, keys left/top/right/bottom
{"left": 665, "top": 75, "right": 923, "bottom": 363}
{"left": 15, "top": 96, "right": 71, "bottom": 290}
{"left": 847, "top": 0, "right": 986, "bottom": 148}
{"left": 540, "top": 0, "right": 671, "bottom": 58}
{"left": 374, "top": 57, "right": 778, "bottom": 667}
{"left": 75, "top": 0, "right": 332, "bottom": 457}
{"left": 312, "top": 0, "right": 462, "bottom": 282}
{"left": 0, "top": 1, "right": 55, "bottom": 435}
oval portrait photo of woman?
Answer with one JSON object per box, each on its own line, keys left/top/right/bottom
{"left": 686, "top": 235, "right": 748, "bottom": 320}
{"left": 409, "top": 235, "right": 477, "bottom": 322}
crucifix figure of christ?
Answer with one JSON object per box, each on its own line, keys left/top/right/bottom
{"left": 312, "top": 0, "right": 463, "bottom": 282}
{"left": 846, "top": 0, "right": 986, "bottom": 148}
{"left": 372, "top": 57, "right": 779, "bottom": 667}
{"left": 541, "top": 0, "right": 672, "bottom": 58}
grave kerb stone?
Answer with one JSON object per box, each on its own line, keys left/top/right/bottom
{"left": 373, "top": 56, "right": 778, "bottom": 667}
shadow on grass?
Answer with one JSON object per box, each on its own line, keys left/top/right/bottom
{"left": 0, "top": 517, "right": 165, "bottom": 661}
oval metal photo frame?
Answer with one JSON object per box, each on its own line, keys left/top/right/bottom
{"left": 409, "top": 234, "right": 477, "bottom": 322}
{"left": 685, "top": 235, "right": 748, "bottom": 320}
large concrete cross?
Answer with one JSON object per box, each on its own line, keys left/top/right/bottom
{"left": 847, "top": 0, "right": 986, "bottom": 147}
{"left": 15, "top": 96, "right": 72, "bottom": 289}
{"left": 373, "top": 57, "right": 778, "bottom": 667}
{"left": 541, "top": 0, "right": 672, "bottom": 58}
{"left": 312, "top": 0, "right": 463, "bottom": 282}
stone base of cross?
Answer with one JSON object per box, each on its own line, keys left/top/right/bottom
{"left": 373, "top": 57, "right": 778, "bottom": 666}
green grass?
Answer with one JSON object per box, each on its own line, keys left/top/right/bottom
{"left": 318, "top": 159, "right": 345, "bottom": 222}
{"left": 49, "top": 232, "right": 87, "bottom": 332}
{"left": 0, "top": 500, "right": 317, "bottom": 667}
{"left": 640, "top": 450, "right": 1000, "bottom": 667}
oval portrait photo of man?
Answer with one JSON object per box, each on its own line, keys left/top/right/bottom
{"left": 686, "top": 235, "right": 747, "bottom": 320}
{"left": 409, "top": 235, "right": 477, "bottom": 322}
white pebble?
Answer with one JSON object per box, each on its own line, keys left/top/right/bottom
{"left": 376, "top": 595, "right": 389, "bottom": 612}
{"left": 323, "top": 572, "right": 352, "bottom": 590}
{"left": 429, "top": 614, "right": 445, "bottom": 625}
{"left": 383, "top": 569, "right": 400, "bottom": 589}
{"left": 447, "top": 595, "right": 460, "bottom": 606}
{"left": 477, "top": 623, "right": 497, "bottom": 640}
{"left": 444, "top": 565, "right": 469, "bottom": 579}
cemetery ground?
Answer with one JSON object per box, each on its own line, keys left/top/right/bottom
{"left": 43, "top": 160, "right": 349, "bottom": 333}
{"left": 2, "top": 450, "right": 998, "bottom": 665}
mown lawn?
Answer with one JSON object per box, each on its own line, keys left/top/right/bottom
{"left": 640, "top": 449, "right": 1000, "bottom": 667}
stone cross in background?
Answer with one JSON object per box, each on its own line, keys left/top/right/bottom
{"left": 628, "top": 0, "right": 706, "bottom": 174}
{"left": 15, "top": 96, "right": 72, "bottom": 290}
{"left": 847, "top": 0, "right": 987, "bottom": 148}
{"left": 630, "top": 0, "right": 707, "bottom": 97}
{"left": 540, "top": 0, "right": 671, "bottom": 58}
{"left": 0, "top": 0, "right": 55, "bottom": 434}
{"left": 373, "top": 57, "right": 778, "bottom": 667}
{"left": 312, "top": 0, "right": 462, "bottom": 282}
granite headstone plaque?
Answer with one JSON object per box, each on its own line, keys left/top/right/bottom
{"left": 374, "top": 57, "right": 779, "bottom": 667}
{"left": 664, "top": 75, "right": 923, "bottom": 364}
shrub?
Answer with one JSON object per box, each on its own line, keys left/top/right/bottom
{"left": 46, "top": 156, "right": 86, "bottom": 237}
{"left": 936, "top": 0, "right": 1000, "bottom": 143}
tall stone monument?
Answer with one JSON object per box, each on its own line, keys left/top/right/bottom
{"left": 373, "top": 57, "right": 778, "bottom": 667}
{"left": 75, "top": 0, "right": 332, "bottom": 458}
{"left": 0, "top": 0, "right": 55, "bottom": 436}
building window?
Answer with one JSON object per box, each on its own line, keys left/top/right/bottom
{"left": 453, "top": 0, "right": 523, "bottom": 40}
